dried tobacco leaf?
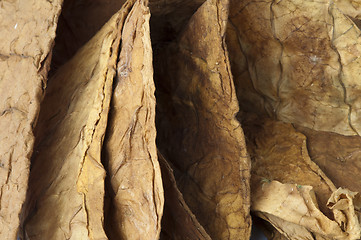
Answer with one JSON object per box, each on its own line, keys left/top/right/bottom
{"left": 253, "top": 180, "right": 361, "bottom": 240}
{"left": 0, "top": 0, "right": 63, "bottom": 238}
{"left": 23, "top": 5, "right": 133, "bottom": 239}
{"left": 243, "top": 117, "right": 361, "bottom": 239}
{"left": 227, "top": 0, "right": 361, "bottom": 136}
{"left": 158, "top": 151, "right": 211, "bottom": 240}
{"left": 243, "top": 117, "right": 336, "bottom": 215}
{"left": 102, "top": 1, "right": 164, "bottom": 239}
{"left": 297, "top": 126, "right": 361, "bottom": 195}
{"left": 154, "top": 0, "right": 252, "bottom": 238}
{"left": 327, "top": 188, "right": 361, "bottom": 234}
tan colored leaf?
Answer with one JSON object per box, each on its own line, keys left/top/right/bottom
{"left": 102, "top": 1, "right": 164, "bottom": 239}
{"left": 244, "top": 117, "right": 360, "bottom": 239}
{"left": 243, "top": 117, "right": 336, "bottom": 215}
{"left": 253, "top": 179, "right": 360, "bottom": 240}
{"left": 227, "top": 0, "right": 361, "bottom": 136}
{"left": 23, "top": 5, "right": 133, "bottom": 239}
{"left": 154, "top": 0, "right": 252, "bottom": 238}
{"left": 0, "top": 0, "right": 63, "bottom": 238}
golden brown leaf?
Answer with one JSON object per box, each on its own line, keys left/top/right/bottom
{"left": 102, "top": 1, "right": 164, "bottom": 239}
{"left": 23, "top": 5, "right": 132, "bottom": 239}
{"left": 298, "top": 126, "right": 361, "bottom": 194}
{"left": 227, "top": 0, "right": 361, "bottom": 136}
{"left": 0, "top": 0, "right": 63, "bottom": 238}
{"left": 244, "top": 117, "right": 361, "bottom": 239}
{"left": 154, "top": 0, "right": 252, "bottom": 238}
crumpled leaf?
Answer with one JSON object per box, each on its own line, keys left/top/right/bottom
{"left": 0, "top": 0, "right": 63, "bottom": 238}
{"left": 253, "top": 179, "right": 361, "bottom": 240}
{"left": 227, "top": 0, "right": 361, "bottom": 136}
{"left": 23, "top": 5, "right": 131, "bottom": 239}
{"left": 243, "top": 117, "right": 361, "bottom": 239}
{"left": 243, "top": 117, "right": 336, "bottom": 215}
{"left": 154, "top": 0, "right": 252, "bottom": 239}
{"left": 102, "top": 1, "right": 164, "bottom": 239}
{"left": 158, "top": 151, "right": 211, "bottom": 240}
{"left": 327, "top": 188, "right": 361, "bottom": 234}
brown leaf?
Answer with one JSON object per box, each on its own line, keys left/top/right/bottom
{"left": 102, "top": 1, "right": 164, "bottom": 239}
{"left": 297, "top": 126, "right": 361, "bottom": 194}
{"left": 154, "top": 0, "right": 252, "bottom": 238}
{"left": 227, "top": 0, "right": 361, "bottom": 136}
{"left": 23, "top": 5, "right": 131, "bottom": 239}
{"left": 253, "top": 179, "right": 361, "bottom": 240}
{"left": 0, "top": 0, "right": 63, "bottom": 238}
{"left": 244, "top": 117, "right": 361, "bottom": 239}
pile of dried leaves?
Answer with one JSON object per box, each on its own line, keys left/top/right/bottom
{"left": 1, "top": 0, "right": 360, "bottom": 239}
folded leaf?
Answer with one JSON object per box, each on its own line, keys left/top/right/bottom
{"left": 244, "top": 117, "right": 361, "bottom": 239}
{"left": 253, "top": 179, "right": 361, "bottom": 240}
{"left": 102, "top": 1, "right": 164, "bottom": 239}
{"left": 23, "top": 6, "right": 131, "bottom": 239}
{"left": 154, "top": 0, "right": 252, "bottom": 238}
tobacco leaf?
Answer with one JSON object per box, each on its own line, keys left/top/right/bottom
{"left": 227, "top": 0, "right": 361, "bottom": 136}
{"left": 0, "top": 0, "right": 63, "bottom": 238}
{"left": 154, "top": 0, "right": 252, "bottom": 239}
{"left": 22, "top": 5, "right": 132, "bottom": 239}
{"left": 158, "top": 151, "right": 211, "bottom": 240}
{"left": 297, "top": 126, "right": 361, "bottom": 195}
{"left": 243, "top": 117, "right": 336, "bottom": 215}
{"left": 253, "top": 180, "right": 361, "bottom": 240}
{"left": 102, "top": 1, "right": 164, "bottom": 239}
{"left": 243, "top": 117, "right": 361, "bottom": 239}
